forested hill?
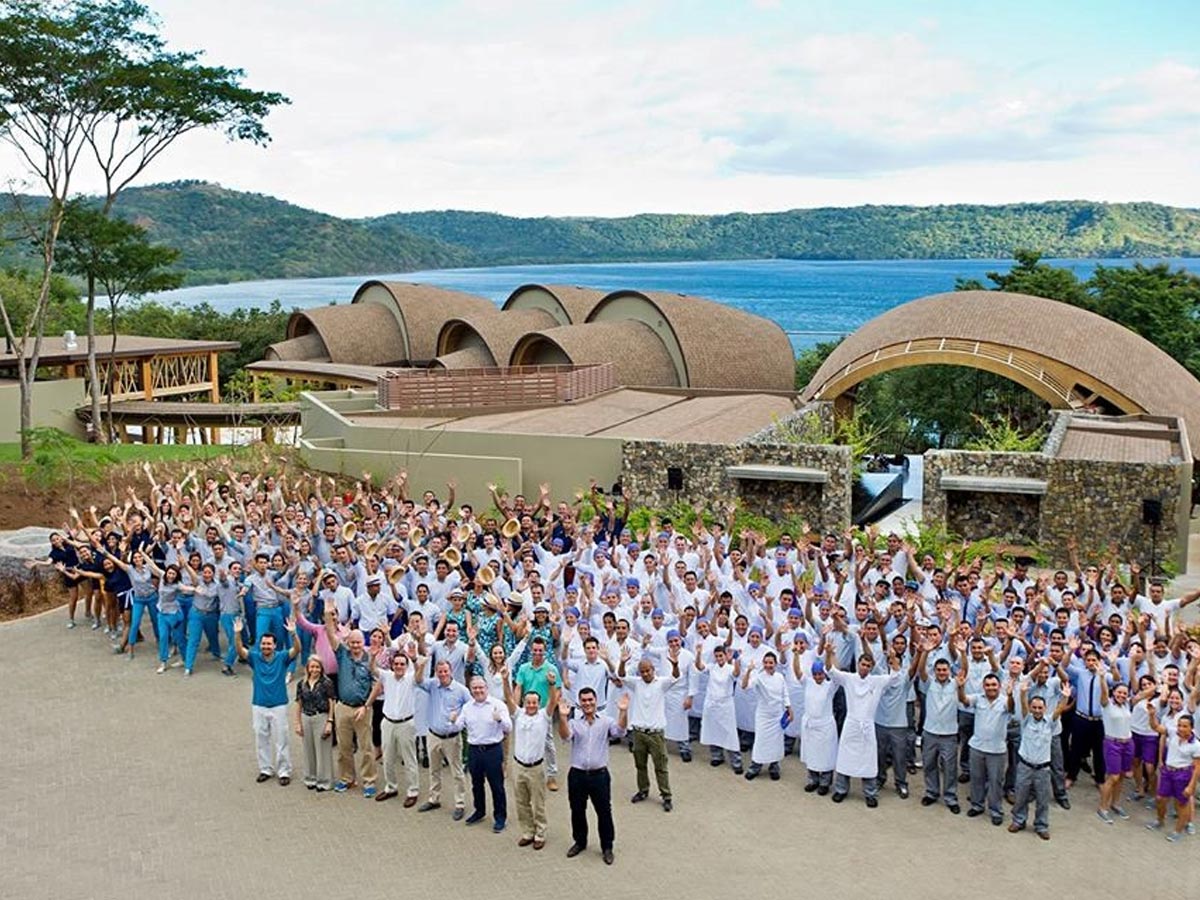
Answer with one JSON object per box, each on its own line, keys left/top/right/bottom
{"left": 375, "top": 202, "right": 1200, "bottom": 265}
{"left": 6, "top": 181, "right": 1200, "bottom": 285}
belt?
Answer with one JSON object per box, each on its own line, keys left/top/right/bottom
{"left": 339, "top": 701, "right": 366, "bottom": 709}
{"left": 470, "top": 742, "right": 503, "bottom": 750}
{"left": 632, "top": 727, "right": 663, "bottom": 734}
{"left": 515, "top": 757, "right": 544, "bottom": 768}
{"left": 1075, "top": 713, "right": 1101, "bottom": 721}
{"left": 572, "top": 766, "right": 609, "bottom": 773}
{"left": 430, "top": 729, "right": 456, "bottom": 739}
{"left": 383, "top": 714, "right": 414, "bottom": 724}
{"left": 1106, "top": 736, "right": 1132, "bottom": 743}
{"left": 1019, "top": 756, "right": 1050, "bottom": 770}
{"left": 1163, "top": 764, "right": 1191, "bottom": 772}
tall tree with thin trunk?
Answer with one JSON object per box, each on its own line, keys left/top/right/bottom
{"left": 0, "top": 0, "right": 287, "bottom": 452}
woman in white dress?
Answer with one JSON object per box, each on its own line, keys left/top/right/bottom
{"left": 734, "top": 624, "right": 768, "bottom": 751}
{"left": 800, "top": 659, "right": 838, "bottom": 794}
{"left": 742, "top": 651, "right": 792, "bottom": 780}
{"left": 783, "top": 633, "right": 811, "bottom": 756}
{"left": 696, "top": 644, "right": 743, "bottom": 773}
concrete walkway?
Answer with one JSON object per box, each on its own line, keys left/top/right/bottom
{"left": 2, "top": 605, "right": 1193, "bottom": 900}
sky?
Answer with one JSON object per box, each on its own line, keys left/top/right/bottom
{"left": 9, "top": 0, "right": 1200, "bottom": 217}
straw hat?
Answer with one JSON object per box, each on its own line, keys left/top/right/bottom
{"left": 455, "top": 523, "right": 472, "bottom": 544}
{"left": 478, "top": 564, "right": 495, "bottom": 586}
{"left": 442, "top": 546, "right": 462, "bottom": 568}
{"left": 341, "top": 521, "right": 357, "bottom": 543}
{"left": 388, "top": 566, "right": 405, "bottom": 587}
{"left": 364, "top": 539, "right": 380, "bottom": 558}
{"left": 409, "top": 525, "right": 425, "bottom": 545}
{"left": 501, "top": 518, "right": 520, "bottom": 538}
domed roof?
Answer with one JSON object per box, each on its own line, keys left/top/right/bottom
{"left": 352, "top": 280, "right": 496, "bottom": 361}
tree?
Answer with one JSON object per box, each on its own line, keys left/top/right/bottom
{"left": 57, "top": 200, "right": 181, "bottom": 438}
{"left": 955, "top": 248, "right": 1089, "bottom": 306}
{"left": 0, "top": 0, "right": 286, "bottom": 454}
{"left": 1085, "top": 263, "right": 1200, "bottom": 378}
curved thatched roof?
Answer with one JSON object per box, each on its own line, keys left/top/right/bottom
{"left": 510, "top": 320, "right": 680, "bottom": 387}
{"left": 431, "top": 345, "right": 495, "bottom": 370}
{"left": 588, "top": 290, "right": 795, "bottom": 391}
{"left": 436, "top": 307, "right": 558, "bottom": 365}
{"left": 285, "top": 303, "right": 404, "bottom": 366}
{"left": 265, "top": 331, "right": 329, "bottom": 362}
{"left": 502, "top": 284, "right": 609, "bottom": 325}
{"left": 803, "top": 290, "right": 1200, "bottom": 458}
{"left": 352, "top": 280, "right": 495, "bottom": 361}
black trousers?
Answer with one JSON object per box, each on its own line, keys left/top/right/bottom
{"left": 568, "top": 767, "right": 614, "bottom": 851}
{"left": 467, "top": 742, "right": 507, "bottom": 822}
{"left": 1066, "top": 715, "right": 1105, "bottom": 784}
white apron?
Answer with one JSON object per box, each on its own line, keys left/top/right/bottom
{"left": 800, "top": 677, "right": 837, "bottom": 772}
{"left": 663, "top": 649, "right": 694, "bottom": 742}
{"left": 734, "top": 644, "right": 767, "bottom": 732}
{"left": 831, "top": 668, "right": 901, "bottom": 778}
{"left": 700, "top": 663, "right": 739, "bottom": 752}
{"left": 750, "top": 670, "right": 788, "bottom": 764}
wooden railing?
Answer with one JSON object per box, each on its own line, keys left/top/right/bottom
{"left": 376, "top": 364, "right": 617, "bottom": 411}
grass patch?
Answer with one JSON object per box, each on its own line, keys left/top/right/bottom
{"left": 0, "top": 441, "right": 229, "bottom": 465}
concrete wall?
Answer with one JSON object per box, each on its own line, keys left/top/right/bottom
{"left": 299, "top": 390, "right": 623, "bottom": 509}
{"left": 0, "top": 379, "right": 86, "bottom": 442}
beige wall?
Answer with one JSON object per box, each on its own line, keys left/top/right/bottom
{"left": 0, "top": 378, "right": 87, "bottom": 442}
{"left": 299, "top": 390, "right": 623, "bottom": 509}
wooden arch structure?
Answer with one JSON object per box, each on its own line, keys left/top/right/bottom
{"left": 801, "top": 291, "right": 1200, "bottom": 459}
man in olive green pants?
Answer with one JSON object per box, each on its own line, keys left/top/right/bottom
{"left": 619, "top": 649, "right": 680, "bottom": 812}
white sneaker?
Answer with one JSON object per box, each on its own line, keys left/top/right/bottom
{"left": 169, "top": 660, "right": 183, "bottom": 669}
{"left": 66, "top": 620, "right": 76, "bottom": 629}
{"left": 156, "top": 664, "right": 166, "bottom": 674}
{"left": 90, "top": 620, "right": 101, "bottom": 631}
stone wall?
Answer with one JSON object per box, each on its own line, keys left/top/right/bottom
{"left": 924, "top": 447, "right": 1190, "bottom": 570}
{"left": 621, "top": 438, "right": 853, "bottom": 533}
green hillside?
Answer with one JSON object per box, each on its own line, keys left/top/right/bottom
{"left": 4, "top": 182, "right": 1199, "bottom": 286}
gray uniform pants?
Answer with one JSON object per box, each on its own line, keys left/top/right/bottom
{"left": 1011, "top": 759, "right": 1051, "bottom": 834}
{"left": 968, "top": 747, "right": 1005, "bottom": 816}
{"left": 806, "top": 767, "right": 833, "bottom": 789}
{"left": 922, "top": 731, "right": 958, "bottom": 805}
{"left": 835, "top": 771, "right": 879, "bottom": 800}
{"left": 876, "top": 724, "right": 911, "bottom": 790}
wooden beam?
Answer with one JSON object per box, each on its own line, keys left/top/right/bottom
{"left": 209, "top": 351, "right": 221, "bottom": 403}
{"left": 141, "top": 358, "right": 154, "bottom": 400}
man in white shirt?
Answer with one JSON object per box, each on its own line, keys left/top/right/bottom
{"left": 367, "top": 649, "right": 420, "bottom": 805}
{"left": 504, "top": 669, "right": 560, "bottom": 850}
{"left": 460, "top": 675, "right": 512, "bottom": 832}
{"left": 618, "top": 646, "right": 681, "bottom": 812}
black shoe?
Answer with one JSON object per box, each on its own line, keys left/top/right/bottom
{"left": 967, "top": 808, "right": 983, "bottom": 818}
{"left": 1056, "top": 797, "right": 1071, "bottom": 810}
{"left": 256, "top": 773, "right": 271, "bottom": 783}
{"left": 957, "top": 774, "right": 970, "bottom": 784}
{"left": 768, "top": 765, "right": 780, "bottom": 781}
{"left": 492, "top": 820, "right": 506, "bottom": 833}
{"left": 662, "top": 798, "right": 673, "bottom": 812}
{"left": 991, "top": 815, "right": 1003, "bottom": 826}
{"left": 451, "top": 808, "right": 464, "bottom": 821}
{"left": 602, "top": 849, "right": 614, "bottom": 866}
{"left": 865, "top": 796, "right": 878, "bottom": 809}
{"left": 744, "top": 767, "right": 760, "bottom": 781}
{"left": 630, "top": 791, "right": 648, "bottom": 803}
{"left": 465, "top": 812, "right": 485, "bottom": 826}
{"left": 731, "top": 766, "right": 744, "bottom": 775}
{"left": 710, "top": 758, "right": 724, "bottom": 767}
{"left": 921, "top": 796, "right": 937, "bottom": 807}
{"left": 416, "top": 801, "right": 440, "bottom": 813}
{"left": 566, "top": 843, "right": 586, "bottom": 859}
{"left": 832, "top": 792, "right": 847, "bottom": 803}
{"left": 804, "top": 782, "right": 819, "bottom": 793}
{"left": 679, "top": 751, "right": 692, "bottom": 763}
{"left": 897, "top": 785, "right": 909, "bottom": 799}
{"left": 948, "top": 804, "right": 961, "bottom": 815}
{"left": 816, "top": 785, "right": 830, "bottom": 796}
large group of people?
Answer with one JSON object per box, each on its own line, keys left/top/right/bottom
{"left": 30, "top": 461, "right": 1200, "bottom": 857}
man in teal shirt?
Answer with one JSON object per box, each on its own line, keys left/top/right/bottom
{"left": 234, "top": 617, "right": 300, "bottom": 785}
{"left": 514, "top": 636, "right": 561, "bottom": 790}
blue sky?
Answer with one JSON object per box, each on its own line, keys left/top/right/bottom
{"left": 19, "top": 0, "right": 1200, "bottom": 217}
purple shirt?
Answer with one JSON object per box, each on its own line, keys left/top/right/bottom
{"left": 567, "top": 713, "right": 626, "bottom": 770}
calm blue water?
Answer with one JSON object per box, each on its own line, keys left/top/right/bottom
{"left": 149, "top": 257, "right": 1200, "bottom": 352}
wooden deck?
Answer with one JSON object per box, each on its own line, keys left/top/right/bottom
{"left": 76, "top": 400, "right": 300, "bottom": 444}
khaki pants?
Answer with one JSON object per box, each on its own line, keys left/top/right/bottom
{"left": 632, "top": 729, "right": 671, "bottom": 799}
{"left": 427, "top": 732, "right": 466, "bottom": 809}
{"left": 514, "top": 761, "right": 547, "bottom": 841}
{"left": 334, "top": 702, "right": 377, "bottom": 788}
{"left": 300, "top": 712, "right": 333, "bottom": 788}
{"left": 381, "top": 717, "right": 420, "bottom": 797}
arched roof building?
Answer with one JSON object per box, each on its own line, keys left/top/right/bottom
{"left": 802, "top": 290, "right": 1200, "bottom": 458}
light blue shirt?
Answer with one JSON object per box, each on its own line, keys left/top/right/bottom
{"left": 967, "top": 694, "right": 1009, "bottom": 754}
{"left": 419, "top": 678, "right": 471, "bottom": 735}
{"left": 1018, "top": 713, "right": 1054, "bottom": 765}
{"left": 923, "top": 678, "right": 959, "bottom": 735}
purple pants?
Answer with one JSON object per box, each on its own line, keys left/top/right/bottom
{"left": 1157, "top": 766, "right": 1193, "bottom": 804}
{"left": 1103, "top": 737, "right": 1134, "bottom": 775}
{"left": 1132, "top": 732, "right": 1160, "bottom": 765}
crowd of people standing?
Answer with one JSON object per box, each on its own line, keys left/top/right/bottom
{"left": 32, "top": 460, "right": 1200, "bottom": 856}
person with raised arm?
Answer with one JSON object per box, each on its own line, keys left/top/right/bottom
{"left": 1146, "top": 706, "right": 1200, "bottom": 842}
{"left": 825, "top": 641, "right": 904, "bottom": 807}
{"left": 1096, "top": 674, "right": 1135, "bottom": 824}
{"left": 958, "top": 670, "right": 1009, "bottom": 826}
{"left": 503, "top": 665, "right": 559, "bottom": 849}
{"left": 1009, "top": 679, "right": 1072, "bottom": 840}
{"left": 365, "top": 645, "right": 422, "bottom": 806}
{"left": 234, "top": 614, "right": 300, "bottom": 785}
{"left": 695, "top": 642, "right": 742, "bottom": 772}
{"left": 560, "top": 688, "right": 630, "bottom": 865}
{"left": 323, "top": 612, "right": 378, "bottom": 797}
{"left": 619, "top": 642, "right": 680, "bottom": 812}
{"left": 740, "top": 650, "right": 791, "bottom": 781}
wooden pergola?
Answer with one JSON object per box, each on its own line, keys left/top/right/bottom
{"left": 0, "top": 334, "right": 239, "bottom": 443}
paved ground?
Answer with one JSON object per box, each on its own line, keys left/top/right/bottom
{"left": 2, "top": 603, "right": 1194, "bottom": 900}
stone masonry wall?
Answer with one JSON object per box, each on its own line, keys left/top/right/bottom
{"left": 621, "top": 439, "right": 853, "bottom": 534}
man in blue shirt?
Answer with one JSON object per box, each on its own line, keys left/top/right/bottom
{"left": 234, "top": 616, "right": 300, "bottom": 785}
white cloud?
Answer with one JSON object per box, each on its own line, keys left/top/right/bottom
{"left": 3, "top": 0, "right": 1197, "bottom": 216}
